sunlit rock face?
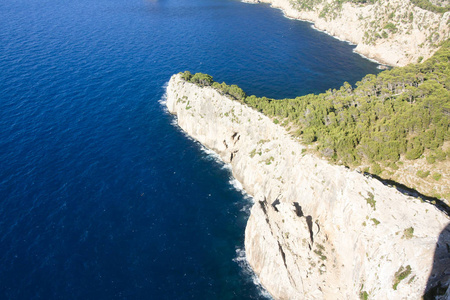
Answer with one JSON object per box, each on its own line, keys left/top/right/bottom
{"left": 166, "top": 74, "right": 449, "bottom": 299}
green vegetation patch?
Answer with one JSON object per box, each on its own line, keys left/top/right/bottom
{"left": 359, "top": 283, "right": 369, "bottom": 300}
{"left": 410, "top": 0, "right": 450, "bottom": 13}
{"left": 416, "top": 170, "right": 430, "bottom": 178}
{"left": 432, "top": 172, "right": 442, "bottom": 181}
{"left": 314, "top": 243, "right": 327, "bottom": 261}
{"left": 366, "top": 192, "right": 376, "bottom": 210}
{"left": 264, "top": 156, "right": 275, "bottom": 165}
{"left": 360, "top": 290, "right": 369, "bottom": 300}
{"left": 371, "top": 163, "right": 382, "bottom": 175}
{"left": 392, "top": 265, "right": 412, "bottom": 290}
{"left": 403, "top": 227, "right": 414, "bottom": 239}
{"left": 384, "top": 22, "right": 398, "bottom": 33}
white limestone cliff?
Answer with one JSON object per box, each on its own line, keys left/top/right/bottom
{"left": 242, "top": 0, "right": 450, "bottom": 67}
{"left": 166, "top": 74, "right": 450, "bottom": 299}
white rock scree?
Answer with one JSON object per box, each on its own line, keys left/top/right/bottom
{"left": 166, "top": 74, "right": 449, "bottom": 300}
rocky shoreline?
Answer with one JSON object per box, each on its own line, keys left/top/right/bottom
{"left": 241, "top": 0, "right": 449, "bottom": 67}
{"left": 166, "top": 74, "right": 450, "bottom": 299}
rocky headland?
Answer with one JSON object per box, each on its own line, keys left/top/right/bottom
{"left": 242, "top": 0, "right": 449, "bottom": 66}
{"left": 166, "top": 74, "right": 450, "bottom": 299}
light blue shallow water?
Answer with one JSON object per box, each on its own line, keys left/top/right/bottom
{"left": 0, "top": 0, "right": 380, "bottom": 298}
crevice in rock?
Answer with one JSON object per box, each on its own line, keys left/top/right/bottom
{"left": 230, "top": 150, "right": 239, "bottom": 162}
{"left": 231, "top": 132, "right": 239, "bottom": 141}
{"left": 259, "top": 200, "right": 271, "bottom": 225}
{"left": 278, "top": 241, "right": 287, "bottom": 266}
{"left": 278, "top": 241, "right": 298, "bottom": 289}
{"left": 232, "top": 133, "right": 240, "bottom": 145}
{"left": 306, "top": 215, "right": 314, "bottom": 245}
{"left": 272, "top": 199, "right": 280, "bottom": 212}
{"left": 223, "top": 139, "right": 228, "bottom": 149}
{"left": 259, "top": 200, "right": 267, "bottom": 214}
{"left": 293, "top": 202, "right": 304, "bottom": 217}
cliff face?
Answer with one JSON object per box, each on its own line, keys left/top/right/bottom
{"left": 166, "top": 75, "right": 450, "bottom": 299}
{"left": 242, "top": 0, "right": 449, "bottom": 66}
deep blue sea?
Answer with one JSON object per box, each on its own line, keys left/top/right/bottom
{"left": 0, "top": 0, "right": 380, "bottom": 298}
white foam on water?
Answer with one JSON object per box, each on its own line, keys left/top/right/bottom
{"left": 230, "top": 176, "right": 244, "bottom": 191}
{"left": 229, "top": 177, "right": 253, "bottom": 202}
{"left": 199, "top": 146, "right": 227, "bottom": 167}
{"left": 352, "top": 48, "right": 384, "bottom": 65}
{"left": 233, "top": 248, "right": 274, "bottom": 299}
{"left": 282, "top": 14, "right": 298, "bottom": 21}
{"left": 158, "top": 81, "right": 172, "bottom": 119}
{"left": 158, "top": 81, "right": 169, "bottom": 106}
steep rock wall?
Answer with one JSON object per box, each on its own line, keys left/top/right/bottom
{"left": 242, "top": 0, "right": 449, "bottom": 66}
{"left": 166, "top": 74, "right": 450, "bottom": 299}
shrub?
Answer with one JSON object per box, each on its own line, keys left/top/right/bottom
{"left": 384, "top": 22, "right": 398, "bottom": 33}
{"left": 181, "top": 71, "right": 192, "bottom": 81}
{"left": 360, "top": 290, "right": 369, "bottom": 300}
{"left": 405, "top": 147, "right": 424, "bottom": 160}
{"left": 426, "top": 154, "right": 436, "bottom": 164}
{"left": 403, "top": 227, "right": 414, "bottom": 239}
{"left": 190, "top": 73, "right": 213, "bottom": 86}
{"left": 393, "top": 265, "right": 412, "bottom": 290}
{"left": 416, "top": 170, "right": 430, "bottom": 178}
{"left": 302, "top": 129, "right": 316, "bottom": 144}
{"left": 432, "top": 172, "right": 442, "bottom": 181}
{"left": 371, "top": 163, "right": 382, "bottom": 175}
{"left": 434, "top": 149, "right": 447, "bottom": 161}
{"left": 366, "top": 192, "right": 376, "bottom": 210}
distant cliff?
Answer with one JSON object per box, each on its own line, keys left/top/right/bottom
{"left": 166, "top": 74, "right": 450, "bottom": 299}
{"left": 243, "top": 0, "right": 449, "bottom": 66}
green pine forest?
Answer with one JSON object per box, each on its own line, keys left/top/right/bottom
{"left": 180, "top": 39, "right": 449, "bottom": 194}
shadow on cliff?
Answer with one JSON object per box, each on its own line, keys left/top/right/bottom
{"left": 364, "top": 173, "right": 450, "bottom": 217}
{"left": 423, "top": 223, "right": 450, "bottom": 299}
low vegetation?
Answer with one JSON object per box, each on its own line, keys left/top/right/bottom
{"left": 403, "top": 227, "right": 415, "bottom": 239}
{"left": 393, "top": 265, "right": 412, "bottom": 290}
{"left": 179, "top": 40, "right": 449, "bottom": 197}
{"left": 313, "top": 243, "right": 327, "bottom": 261}
{"left": 359, "top": 286, "right": 369, "bottom": 300}
{"left": 410, "top": 0, "right": 450, "bottom": 13}
{"left": 365, "top": 192, "right": 376, "bottom": 210}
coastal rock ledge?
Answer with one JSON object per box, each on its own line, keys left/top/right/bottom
{"left": 166, "top": 74, "right": 450, "bottom": 299}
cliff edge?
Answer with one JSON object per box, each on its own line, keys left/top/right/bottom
{"left": 166, "top": 74, "right": 450, "bottom": 299}
{"left": 242, "top": 0, "right": 449, "bottom": 66}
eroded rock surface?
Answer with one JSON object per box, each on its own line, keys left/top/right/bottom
{"left": 166, "top": 74, "right": 450, "bottom": 299}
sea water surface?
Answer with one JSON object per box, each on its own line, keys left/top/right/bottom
{"left": 0, "top": 0, "right": 380, "bottom": 298}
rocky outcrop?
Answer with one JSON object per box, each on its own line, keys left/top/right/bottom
{"left": 166, "top": 74, "right": 450, "bottom": 299}
{"left": 242, "top": 0, "right": 449, "bottom": 66}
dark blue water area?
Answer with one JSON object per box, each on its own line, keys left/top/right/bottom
{"left": 0, "top": 0, "right": 380, "bottom": 299}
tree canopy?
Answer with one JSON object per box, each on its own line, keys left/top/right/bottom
{"left": 180, "top": 40, "right": 450, "bottom": 170}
